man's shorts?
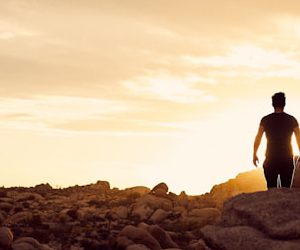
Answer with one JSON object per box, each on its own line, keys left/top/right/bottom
{"left": 263, "top": 157, "right": 294, "bottom": 189}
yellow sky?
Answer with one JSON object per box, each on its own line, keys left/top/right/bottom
{"left": 1, "top": 0, "right": 300, "bottom": 194}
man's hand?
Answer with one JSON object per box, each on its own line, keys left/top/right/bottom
{"left": 253, "top": 125, "right": 264, "bottom": 168}
{"left": 253, "top": 154, "right": 259, "bottom": 167}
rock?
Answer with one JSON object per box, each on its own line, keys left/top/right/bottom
{"left": 150, "top": 209, "right": 170, "bottom": 223}
{"left": 12, "top": 243, "right": 37, "bottom": 250}
{"left": 93, "top": 181, "right": 110, "bottom": 190}
{"left": 186, "top": 239, "right": 212, "bottom": 250}
{"left": 116, "top": 236, "right": 134, "bottom": 248}
{"left": 13, "top": 237, "right": 41, "bottom": 248}
{"left": 77, "top": 207, "right": 97, "bottom": 221}
{"left": 126, "top": 244, "right": 150, "bottom": 250}
{"left": 151, "top": 183, "right": 168, "bottom": 196}
{"left": 146, "top": 225, "right": 179, "bottom": 248}
{"left": 0, "top": 202, "right": 13, "bottom": 213}
{"left": 209, "top": 169, "right": 267, "bottom": 208}
{"left": 111, "top": 206, "right": 128, "bottom": 219}
{"left": 80, "top": 238, "right": 111, "bottom": 250}
{"left": 200, "top": 189, "right": 300, "bottom": 250}
{"left": 0, "top": 227, "right": 13, "bottom": 248}
{"left": 188, "top": 208, "right": 221, "bottom": 221}
{"left": 135, "top": 194, "right": 173, "bottom": 211}
{"left": 6, "top": 211, "right": 33, "bottom": 225}
{"left": 0, "top": 211, "right": 6, "bottom": 224}
{"left": 119, "top": 225, "right": 161, "bottom": 250}
{"left": 131, "top": 204, "right": 154, "bottom": 221}
{"left": 124, "top": 187, "right": 150, "bottom": 196}
{"left": 15, "top": 192, "right": 44, "bottom": 202}
{"left": 201, "top": 225, "right": 300, "bottom": 250}
{"left": 11, "top": 237, "right": 53, "bottom": 250}
{"left": 33, "top": 183, "right": 52, "bottom": 195}
{"left": 167, "top": 208, "right": 220, "bottom": 231}
{"left": 220, "top": 189, "right": 300, "bottom": 239}
{"left": 58, "top": 209, "right": 73, "bottom": 223}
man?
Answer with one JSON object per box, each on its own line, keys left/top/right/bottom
{"left": 253, "top": 92, "right": 300, "bottom": 189}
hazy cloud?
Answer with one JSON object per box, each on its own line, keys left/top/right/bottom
{"left": 122, "top": 72, "right": 217, "bottom": 103}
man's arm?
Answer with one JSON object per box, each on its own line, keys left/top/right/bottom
{"left": 253, "top": 125, "right": 264, "bottom": 167}
{"left": 294, "top": 126, "right": 300, "bottom": 154}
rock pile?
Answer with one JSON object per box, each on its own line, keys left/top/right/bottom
{"left": 0, "top": 169, "right": 268, "bottom": 249}
{"left": 0, "top": 180, "right": 221, "bottom": 249}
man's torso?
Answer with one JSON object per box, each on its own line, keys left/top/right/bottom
{"left": 261, "top": 112, "right": 298, "bottom": 160}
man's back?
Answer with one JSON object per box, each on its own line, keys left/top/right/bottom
{"left": 261, "top": 112, "right": 298, "bottom": 160}
{"left": 253, "top": 92, "right": 300, "bottom": 189}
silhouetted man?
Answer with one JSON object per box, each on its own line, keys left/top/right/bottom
{"left": 253, "top": 92, "right": 300, "bottom": 189}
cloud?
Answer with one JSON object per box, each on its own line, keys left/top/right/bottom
{"left": 122, "top": 72, "right": 217, "bottom": 104}
{"left": 181, "top": 44, "right": 300, "bottom": 80}
{"left": 0, "top": 96, "right": 134, "bottom": 131}
{"left": 0, "top": 96, "right": 190, "bottom": 136}
{"left": 182, "top": 45, "right": 296, "bottom": 69}
{"left": 0, "top": 21, "right": 38, "bottom": 40}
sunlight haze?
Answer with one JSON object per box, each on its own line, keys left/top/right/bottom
{"left": 1, "top": 0, "right": 300, "bottom": 194}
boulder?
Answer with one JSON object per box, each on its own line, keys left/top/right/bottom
{"left": 167, "top": 208, "right": 220, "bottom": 231}
{"left": 124, "top": 186, "right": 150, "bottom": 196}
{"left": 201, "top": 189, "right": 300, "bottom": 250}
{"left": 15, "top": 192, "right": 44, "bottom": 202}
{"left": 209, "top": 169, "right": 267, "bottom": 208}
{"left": 201, "top": 225, "right": 300, "bottom": 250}
{"left": 186, "top": 239, "right": 212, "bottom": 250}
{"left": 146, "top": 225, "right": 179, "bottom": 248}
{"left": 150, "top": 209, "right": 170, "bottom": 223}
{"left": 92, "top": 181, "right": 110, "bottom": 190}
{"left": 111, "top": 206, "right": 128, "bottom": 219}
{"left": 0, "top": 227, "right": 13, "bottom": 248}
{"left": 6, "top": 211, "right": 33, "bottom": 225}
{"left": 0, "top": 202, "right": 13, "bottom": 213}
{"left": 126, "top": 244, "right": 150, "bottom": 250}
{"left": 151, "top": 183, "right": 168, "bottom": 196}
{"left": 188, "top": 208, "right": 221, "bottom": 222}
{"left": 118, "top": 225, "right": 161, "bottom": 250}
{"left": 220, "top": 189, "right": 300, "bottom": 239}
{"left": 131, "top": 204, "right": 154, "bottom": 221}
{"left": 11, "top": 237, "right": 54, "bottom": 250}
{"left": 33, "top": 183, "right": 52, "bottom": 195}
{"left": 135, "top": 194, "right": 173, "bottom": 211}
{"left": 13, "top": 237, "right": 41, "bottom": 248}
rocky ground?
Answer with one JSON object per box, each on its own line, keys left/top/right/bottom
{"left": 0, "top": 169, "right": 268, "bottom": 250}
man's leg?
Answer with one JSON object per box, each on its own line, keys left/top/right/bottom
{"left": 263, "top": 161, "right": 278, "bottom": 189}
{"left": 279, "top": 158, "right": 294, "bottom": 188}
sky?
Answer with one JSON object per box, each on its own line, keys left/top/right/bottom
{"left": 1, "top": 0, "right": 300, "bottom": 194}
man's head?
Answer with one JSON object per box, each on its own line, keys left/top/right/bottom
{"left": 272, "top": 92, "right": 286, "bottom": 108}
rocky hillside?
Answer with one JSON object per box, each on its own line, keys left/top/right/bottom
{"left": 0, "top": 169, "right": 268, "bottom": 249}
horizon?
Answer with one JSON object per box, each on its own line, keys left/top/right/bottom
{"left": 1, "top": 0, "right": 300, "bottom": 194}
